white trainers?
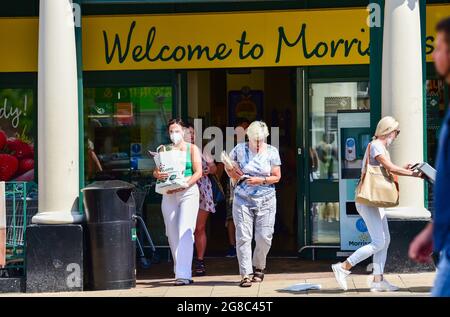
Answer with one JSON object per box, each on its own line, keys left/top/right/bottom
{"left": 331, "top": 262, "right": 351, "bottom": 291}
{"left": 370, "top": 279, "right": 400, "bottom": 292}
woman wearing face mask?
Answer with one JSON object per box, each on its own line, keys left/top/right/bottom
{"left": 225, "top": 121, "right": 282, "bottom": 287}
{"left": 183, "top": 123, "right": 218, "bottom": 276}
{"left": 152, "top": 118, "right": 202, "bottom": 286}
{"left": 332, "top": 116, "right": 423, "bottom": 292}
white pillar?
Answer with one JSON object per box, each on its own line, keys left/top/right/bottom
{"left": 33, "top": 0, "right": 83, "bottom": 224}
{"left": 382, "top": 0, "right": 429, "bottom": 218}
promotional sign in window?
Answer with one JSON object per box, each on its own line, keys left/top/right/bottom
{"left": 228, "top": 88, "right": 263, "bottom": 126}
{"left": 337, "top": 111, "right": 371, "bottom": 251}
{"left": 115, "top": 102, "right": 134, "bottom": 126}
{"left": 0, "top": 89, "right": 35, "bottom": 182}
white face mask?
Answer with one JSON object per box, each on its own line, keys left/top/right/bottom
{"left": 386, "top": 135, "right": 395, "bottom": 147}
{"left": 170, "top": 132, "right": 183, "bottom": 145}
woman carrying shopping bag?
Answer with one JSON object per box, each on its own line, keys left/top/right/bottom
{"left": 153, "top": 118, "right": 203, "bottom": 286}
{"left": 332, "top": 116, "right": 423, "bottom": 292}
{"left": 224, "top": 121, "right": 281, "bottom": 287}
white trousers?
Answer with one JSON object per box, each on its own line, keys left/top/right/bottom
{"left": 161, "top": 184, "right": 199, "bottom": 279}
{"left": 347, "top": 203, "right": 391, "bottom": 275}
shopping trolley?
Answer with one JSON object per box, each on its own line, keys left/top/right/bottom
{"left": 132, "top": 184, "right": 160, "bottom": 269}
{"left": 0, "top": 182, "right": 38, "bottom": 277}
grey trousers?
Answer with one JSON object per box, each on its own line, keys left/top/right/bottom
{"left": 232, "top": 191, "right": 277, "bottom": 277}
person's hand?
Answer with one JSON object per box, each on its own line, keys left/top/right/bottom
{"left": 153, "top": 170, "right": 169, "bottom": 181}
{"left": 246, "top": 177, "right": 264, "bottom": 186}
{"left": 166, "top": 187, "right": 187, "bottom": 194}
{"left": 226, "top": 166, "right": 243, "bottom": 180}
{"left": 409, "top": 225, "right": 434, "bottom": 263}
{"left": 412, "top": 170, "right": 424, "bottom": 178}
{"left": 404, "top": 163, "right": 424, "bottom": 178}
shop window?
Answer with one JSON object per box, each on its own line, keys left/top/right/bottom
{"left": 309, "top": 82, "right": 370, "bottom": 181}
{"left": 83, "top": 86, "right": 173, "bottom": 184}
{"left": 0, "top": 88, "right": 35, "bottom": 182}
{"left": 311, "top": 202, "right": 340, "bottom": 244}
{"left": 426, "top": 79, "right": 447, "bottom": 212}
{"left": 84, "top": 86, "right": 174, "bottom": 246}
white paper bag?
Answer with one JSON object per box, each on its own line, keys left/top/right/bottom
{"left": 280, "top": 283, "right": 322, "bottom": 292}
{"left": 153, "top": 145, "right": 188, "bottom": 195}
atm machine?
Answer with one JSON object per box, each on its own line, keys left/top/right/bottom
{"left": 337, "top": 110, "right": 372, "bottom": 252}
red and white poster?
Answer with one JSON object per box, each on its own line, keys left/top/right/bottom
{"left": 0, "top": 89, "right": 35, "bottom": 182}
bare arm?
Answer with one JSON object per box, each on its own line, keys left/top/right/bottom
{"left": 375, "top": 154, "right": 419, "bottom": 177}
{"left": 187, "top": 144, "right": 203, "bottom": 186}
{"left": 267, "top": 166, "right": 281, "bottom": 184}
{"left": 89, "top": 149, "right": 103, "bottom": 172}
{"left": 246, "top": 166, "right": 281, "bottom": 186}
{"left": 409, "top": 223, "right": 434, "bottom": 263}
{"left": 203, "top": 153, "right": 218, "bottom": 175}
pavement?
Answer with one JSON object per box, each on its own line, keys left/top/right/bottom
{"left": 0, "top": 258, "right": 436, "bottom": 297}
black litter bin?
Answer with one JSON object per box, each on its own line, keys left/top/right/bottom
{"left": 82, "top": 180, "right": 137, "bottom": 291}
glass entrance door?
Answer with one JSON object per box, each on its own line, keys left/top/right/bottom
{"left": 83, "top": 86, "right": 174, "bottom": 246}
{"left": 83, "top": 86, "right": 173, "bottom": 184}
{"left": 307, "top": 81, "right": 370, "bottom": 245}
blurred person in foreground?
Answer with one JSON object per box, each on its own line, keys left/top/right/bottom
{"left": 409, "top": 17, "right": 450, "bottom": 297}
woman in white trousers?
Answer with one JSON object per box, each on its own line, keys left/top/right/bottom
{"left": 153, "top": 119, "right": 202, "bottom": 286}
{"left": 332, "top": 116, "right": 423, "bottom": 292}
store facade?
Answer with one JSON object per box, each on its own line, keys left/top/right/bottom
{"left": 1, "top": 0, "right": 449, "bottom": 260}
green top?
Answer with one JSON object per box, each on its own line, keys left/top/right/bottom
{"left": 184, "top": 142, "right": 193, "bottom": 177}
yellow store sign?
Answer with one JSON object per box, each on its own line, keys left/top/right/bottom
{"left": 1, "top": 5, "right": 449, "bottom": 72}
{"left": 82, "top": 8, "right": 370, "bottom": 70}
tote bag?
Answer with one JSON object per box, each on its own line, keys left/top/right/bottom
{"left": 355, "top": 143, "right": 399, "bottom": 208}
{"left": 153, "top": 145, "right": 187, "bottom": 195}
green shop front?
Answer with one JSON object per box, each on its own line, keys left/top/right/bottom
{"left": 1, "top": 0, "right": 449, "bottom": 265}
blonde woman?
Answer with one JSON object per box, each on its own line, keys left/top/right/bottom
{"left": 332, "top": 116, "right": 423, "bottom": 292}
{"left": 225, "top": 121, "right": 281, "bottom": 287}
{"left": 153, "top": 118, "right": 202, "bottom": 286}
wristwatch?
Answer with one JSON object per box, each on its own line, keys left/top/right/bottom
{"left": 263, "top": 177, "right": 267, "bottom": 185}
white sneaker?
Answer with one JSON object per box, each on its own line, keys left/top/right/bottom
{"left": 331, "top": 262, "right": 351, "bottom": 291}
{"left": 370, "top": 279, "right": 400, "bottom": 292}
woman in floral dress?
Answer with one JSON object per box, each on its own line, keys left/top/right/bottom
{"left": 184, "top": 124, "right": 217, "bottom": 276}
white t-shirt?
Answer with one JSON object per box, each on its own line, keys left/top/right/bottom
{"left": 362, "top": 140, "right": 388, "bottom": 171}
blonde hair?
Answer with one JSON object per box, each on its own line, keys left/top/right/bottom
{"left": 246, "top": 121, "right": 269, "bottom": 141}
{"left": 373, "top": 116, "right": 399, "bottom": 140}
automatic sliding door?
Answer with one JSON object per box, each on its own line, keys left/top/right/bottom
{"left": 308, "top": 81, "right": 370, "bottom": 245}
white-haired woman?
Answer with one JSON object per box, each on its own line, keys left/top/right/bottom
{"left": 225, "top": 121, "right": 282, "bottom": 287}
{"left": 332, "top": 116, "right": 423, "bottom": 292}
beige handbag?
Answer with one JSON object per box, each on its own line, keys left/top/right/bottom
{"left": 355, "top": 142, "right": 399, "bottom": 208}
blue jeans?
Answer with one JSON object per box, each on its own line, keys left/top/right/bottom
{"left": 432, "top": 247, "right": 450, "bottom": 297}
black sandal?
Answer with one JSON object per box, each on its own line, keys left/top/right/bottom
{"left": 252, "top": 269, "right": 265, "bottom": 283}
{"left": 194, "top": 259, "right": 206, "bottom": 276}
{"left": 239, "top": 276, "right": 252, "bottom": 287}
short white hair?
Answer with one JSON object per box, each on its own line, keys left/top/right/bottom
{"left": 246, "top": 121, "right": 269, "bottom": 141}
